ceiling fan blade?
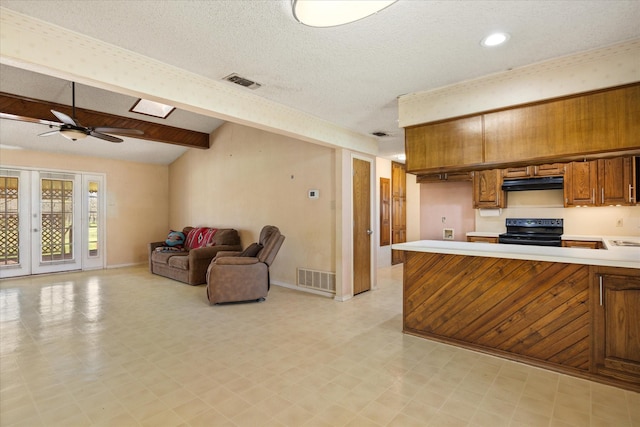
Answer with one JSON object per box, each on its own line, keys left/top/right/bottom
{"left": 39, "top": 130, "right": 61, "bottom": 137}
{"left": 0, "top": 112, "right": 62, "bottom": 127}
{"left": 93, "top": 127, "right": 144, "bottom": 136}
{"left": 89, "top": 130, "right": 123, "bottom": 143}
{"left": 51, "top": 110, "right": 77, "bottom": 126}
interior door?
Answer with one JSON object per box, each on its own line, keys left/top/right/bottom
{"left": 353, "top": 158, "right": 372, "bottom": 295}
{"left": 391, "top": 161, "right": 406, "bottom": 265}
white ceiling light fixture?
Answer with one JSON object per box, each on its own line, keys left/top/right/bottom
{"left": 292, "top": 0, "right": 398, "bottom": 27}
{"left": 59, "top": 128, "right": 88, "bottom": 141}
{"left": 481, "top": 32, "right": 510, "bottom": 47}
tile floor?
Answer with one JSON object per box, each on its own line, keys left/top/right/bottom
{"left": 0, "top": 265, "right": 638, "bottom": 427}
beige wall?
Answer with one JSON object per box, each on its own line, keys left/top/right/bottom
{"left": 0, "top": 148, "right": 169, "bottom": 266}
{"left": 168, "top": 122, "right": 336, "bottom": 287}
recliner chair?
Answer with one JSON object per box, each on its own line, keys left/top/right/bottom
{"left": 205, "top": 225, "right": 285, "bottom": 304}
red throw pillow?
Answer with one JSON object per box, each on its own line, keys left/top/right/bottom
{"left": 185, "top": 227, "right": 217, "bottom": 249}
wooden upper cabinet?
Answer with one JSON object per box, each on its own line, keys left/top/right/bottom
{"left": 534, "top": 163, "right": 566, "bottom": 176}
{"left": 502, "top": 166, "right": 531, "bottom": 179}
{"left": 472, "top": 169, "right": 505, "bottom": 208}
{"left": 404, "top": 84, "right": 639, "bottom": 174}
{"left": 503, "top": 163, "right": 565, "bottom": 178}
{"left": 416, "top": 172, "right": 472, "bottom": 183}
{"left": 564, "top": 157, "right": 635, "bottom": 207}
{"left": 564, "top": 161, "right": 599, "bottom": 206}
{"left": 484, "top": 84, "right": 640, "bottom": 164}
{"left": 405, "top": 116, "right": 483, "bottom": 174}
{"left": 598, "top": 157, "right": 634, "bottom": 205}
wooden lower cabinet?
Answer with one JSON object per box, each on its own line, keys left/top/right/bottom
{"left": 467, "top": 236, "right": 498, "bottom": 243}
{"left": 402, "top": 250, "right": 640, "bottom": 391}
{"left": 562, "top": 240, "right": 602, "bottom": 249}
{"left": 592, "top": 267, "right": 640, "bottom": 386}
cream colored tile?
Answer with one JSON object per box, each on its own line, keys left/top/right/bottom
{"left": 469, "top": 409, "right": 510, "bottom": 427}
{"left": 1, "top": 266, "right": 636, "bottom": 427}
{"left": 171, "top": 397, "right": 210, "bottom": 421}
{"left": 551, "top": 402, "right": 590, "bottom": 427}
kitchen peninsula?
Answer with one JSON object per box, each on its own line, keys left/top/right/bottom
{"left": 393, "top": 239, "right": 640, "bottom": 391}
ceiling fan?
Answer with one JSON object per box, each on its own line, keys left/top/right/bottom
{"left": 38, "top": 82, "right": 144, "bottom": 143}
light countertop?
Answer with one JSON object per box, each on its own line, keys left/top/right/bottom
{"left": 393, "top": 237, "right": 640, "bottom": 269}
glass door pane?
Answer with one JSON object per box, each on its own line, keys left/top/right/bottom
{"left": 0, "top": 176, "right": 20, "bottom": 265}
{"left": 40, "top": 178, "right": 75, "bottom": 262}
{"left": 33, "top": 172, "right": 81, "bottom": 274}
{"left": 88, "top": 181, "right": 99, "bottom": 257}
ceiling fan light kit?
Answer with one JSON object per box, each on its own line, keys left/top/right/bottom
{"left": 59, "top": 128, "right": 88, "bottom": 141}
{"left": 35, "top": 82, "right": 144, "bottom": 143}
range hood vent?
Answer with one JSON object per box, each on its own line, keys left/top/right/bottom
{"left": 502, "top": 176, "right": 564, "bottom": 191}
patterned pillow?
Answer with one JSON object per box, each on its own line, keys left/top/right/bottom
{"left": 185, "top": 227, "right": 218, "bottom": 250}
{"left": 165, "top": 230, "right": 185, "bottom": 247}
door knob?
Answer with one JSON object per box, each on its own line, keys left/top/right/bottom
{"left": 366, "top": 229, "right": 373, "bottom": 235}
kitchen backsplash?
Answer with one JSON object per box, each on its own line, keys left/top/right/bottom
{"left": 476, "top": 190, "right": 640, "bottom": 236}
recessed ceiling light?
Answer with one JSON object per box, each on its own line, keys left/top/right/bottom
{"left": 481, "top": 32, "right": 510, "bottom": 47}
{"left": 292, "top": 0, "right": 397, "bottom": 28}
{"left": 130, "top": 99, "right": 176, "bottom": 119}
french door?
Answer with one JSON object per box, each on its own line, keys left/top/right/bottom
{"left": 0, "top": 168, "right": 105, "bottom": 278}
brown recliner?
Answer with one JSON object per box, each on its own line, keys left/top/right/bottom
{"left": 206, "top": 226, "right": 285, "bottom": 304}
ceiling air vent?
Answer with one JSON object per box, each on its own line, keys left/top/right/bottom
{"left": 371, "top": 131, "right": 390, "bottom": 137}
{"left": 223, "top": 73, "right": 262, "bottom": 90}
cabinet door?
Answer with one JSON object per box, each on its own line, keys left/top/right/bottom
{"left": 564, "top": 161, "right": 598, "bottom": 206}
{"left": 503, "top": 166, "right": 531, "bottom": 178}
{"left": 472, "top": 170, "right": 505, "bottom": 208}
{"left": 534, "top": 163, "right": 565, "bottom": 176}
{"left": 598, "top": 157, "right": 633, "bottom": 205}
{"left": 593, "top": 269, "right": 640, "bottom": 383}
{"left": 405, "top": 116, "right": 483, "bottom": 174}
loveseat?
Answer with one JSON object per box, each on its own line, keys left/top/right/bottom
{"left": 149, "top": 227, "right": 241, "bottom": 285}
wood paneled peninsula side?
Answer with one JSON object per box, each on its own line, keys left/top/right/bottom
{"left": 393, "top": 240, "right": 640, "bottom": 391}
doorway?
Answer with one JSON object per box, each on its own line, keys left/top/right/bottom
{"left": 391, "top": 161, "right": 406, "bottom": 265}
{"left": 0, "top": 168, "right": 105, "bottom": 278}
{"left": 353, "top": 157, "right": 372, "bottom": 295}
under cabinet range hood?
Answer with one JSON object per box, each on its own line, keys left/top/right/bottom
{"left": 501, "top": 176, "right": 564, "bottom": 191}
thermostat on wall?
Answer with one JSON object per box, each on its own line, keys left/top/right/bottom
{"left": 308, "top": 189, "right": 319, "bottom": 199}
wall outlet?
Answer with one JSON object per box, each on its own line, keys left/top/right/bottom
{"left": 616, "top": 218, "right": 623, "bottom": 227}
{"left": 443, "top": 228, "right": 454, "bottom": 240}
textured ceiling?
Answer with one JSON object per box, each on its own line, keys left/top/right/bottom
{"left": 1, "top": 0, "right": 639, "bottom": 164}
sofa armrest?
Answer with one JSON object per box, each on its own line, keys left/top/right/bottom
{"left": 214, "top": 256, "right": 260, "bottom": 266}
{"left": 189, "top": 245, "right": 242, "bottom": 260}
{"left": 148, "top": 241, "right": 166, "bottom": 272}
{"left": 214, "top": 250, "right": 243, "bottom": 258}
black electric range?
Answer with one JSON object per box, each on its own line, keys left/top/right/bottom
{"left": 498, "top": 218, "right": 563, "bottom": 247}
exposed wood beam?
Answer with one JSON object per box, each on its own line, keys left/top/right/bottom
{"left": 0, "top": 92, "right": 210, "bottom": 149}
